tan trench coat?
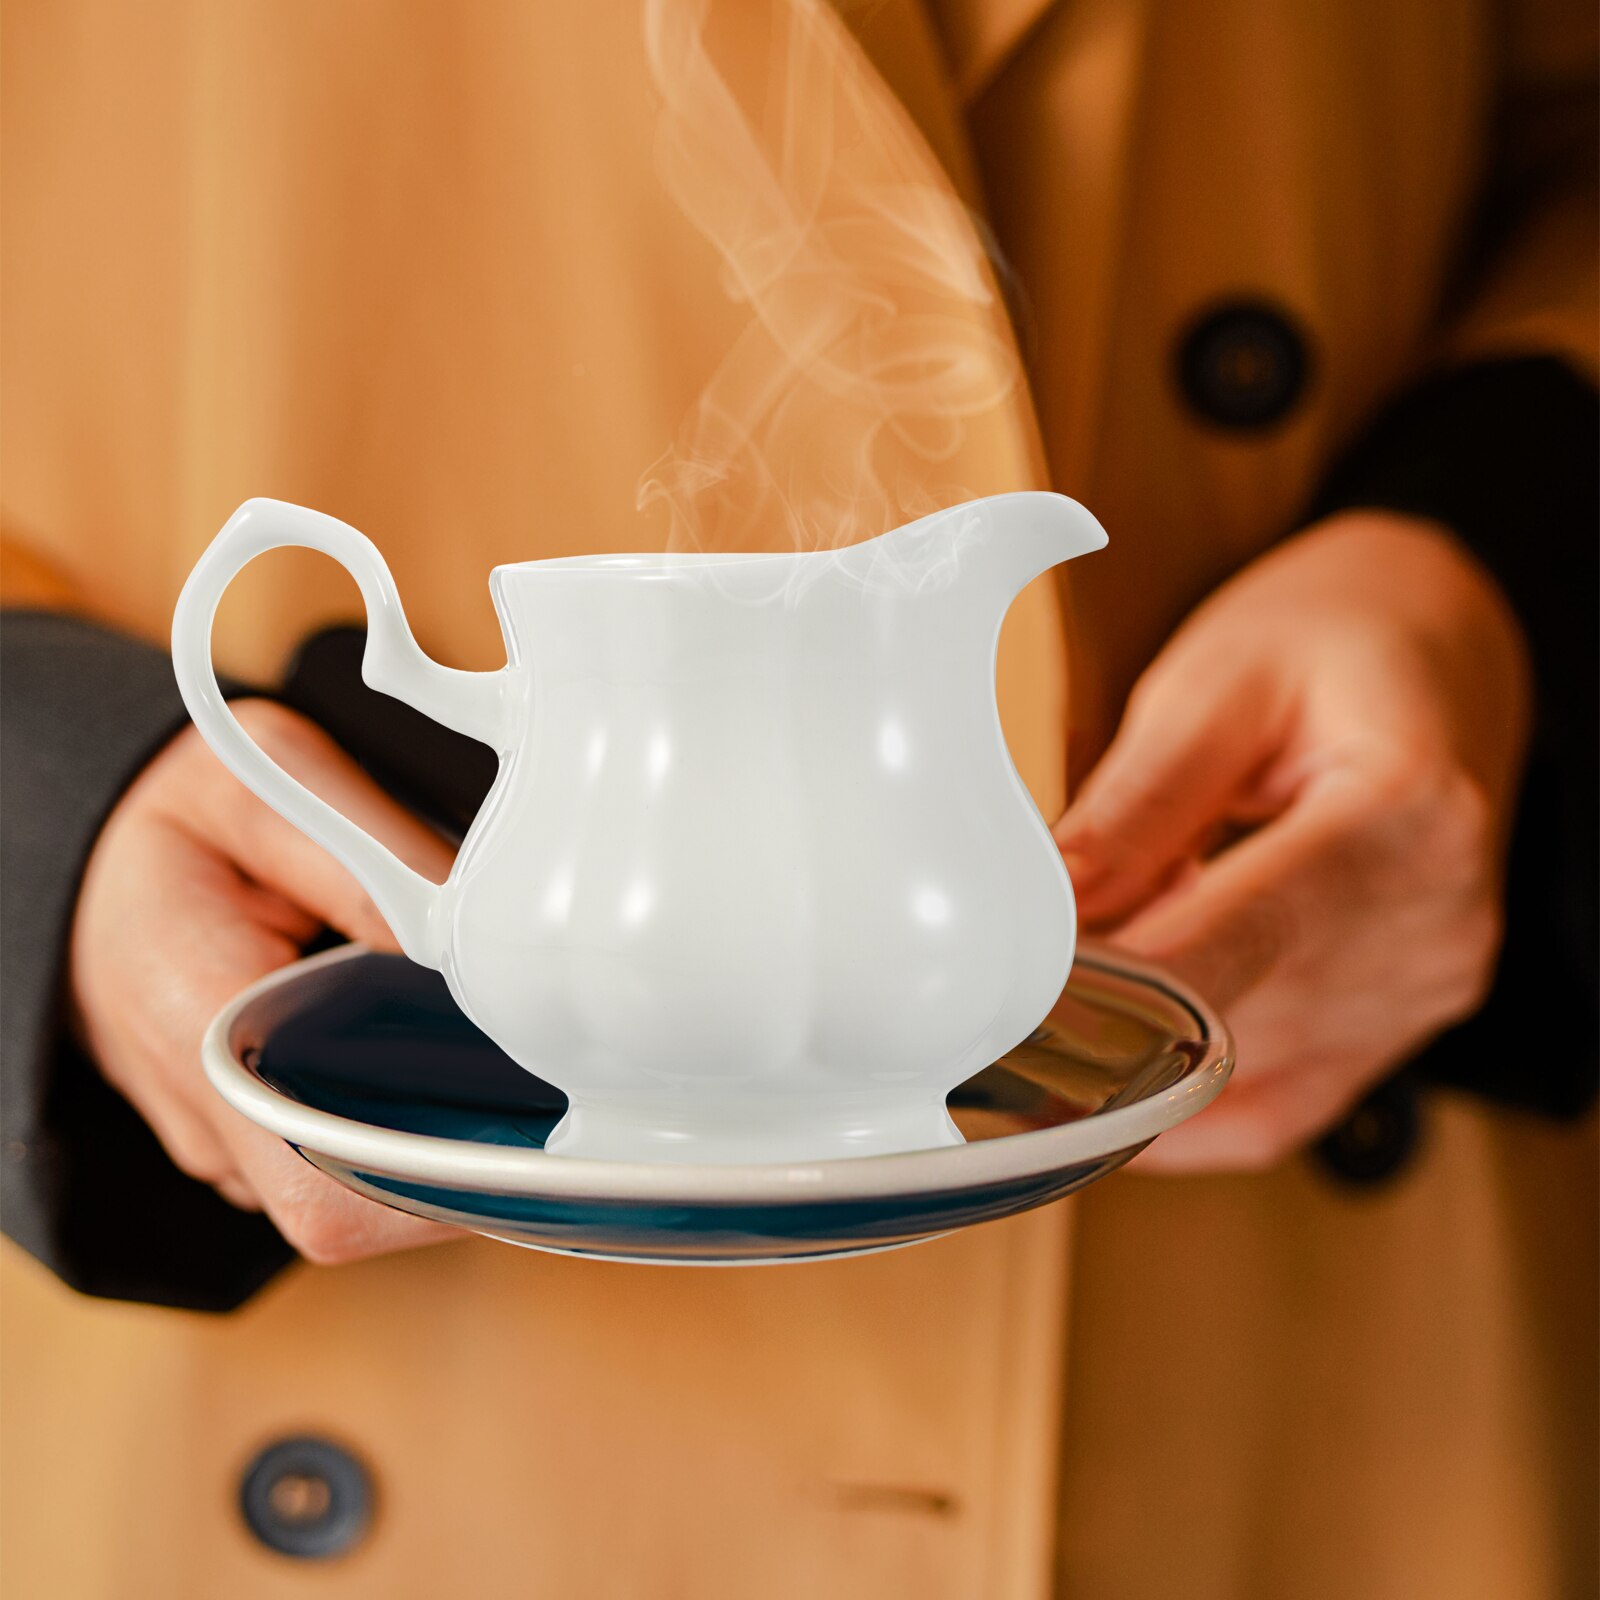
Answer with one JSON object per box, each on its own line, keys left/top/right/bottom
{"left": 2, "top": 2, "right": 1595, "bottom": 1596}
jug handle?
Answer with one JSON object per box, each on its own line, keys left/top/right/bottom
{"left": 171, "top": 498, "right": 507, "bottom": 968}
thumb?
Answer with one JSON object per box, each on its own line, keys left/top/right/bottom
{"left": 1105, "top": 783, "right": 1349, "bottom": 1012}
{"left": 1055, "top": 660, "right": 1282, "bottom": 925}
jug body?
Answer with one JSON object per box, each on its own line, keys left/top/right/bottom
{"left": 445, "top": 496, "right": 1101, "bottom": 1161}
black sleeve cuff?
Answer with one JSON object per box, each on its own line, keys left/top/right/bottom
{"left": 1312, "top": 357, "right": 1599, "bottom": 1117}
{"left": 0, "top": 611, "right": 294, "bottom": 1310}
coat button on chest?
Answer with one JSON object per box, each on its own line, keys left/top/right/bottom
{"left": 1175, "top": 298, "right": 1312, "bottom": 430}
{"left": 1313, "top": 1074, "right": 1422, "bottom": 1188}
{"left": 238, "top": 1436, "right": 374, "bottom": 1560}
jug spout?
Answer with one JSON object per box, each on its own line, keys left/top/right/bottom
{"left": 964, "top": 491, "right": 1108, "bottom": 607}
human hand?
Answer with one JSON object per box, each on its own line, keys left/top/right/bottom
{"left": 1054, "top": 511, "right": 1532, "bottom": 1172}
{"left": 69, "top": 699, "right": 460, "bottom": 1261}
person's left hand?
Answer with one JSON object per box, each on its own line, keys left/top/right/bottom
{"left": 1053, "top": 510, "right": 1532, "bottom": 1172}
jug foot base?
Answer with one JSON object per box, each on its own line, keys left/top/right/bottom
{"left": 543, "top": 1097, "right": 965, "bottom": 1165}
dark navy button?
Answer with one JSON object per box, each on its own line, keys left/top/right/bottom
{"left": 1313, "top": 1075, "right": 1422, "bottom": 1189}
{"left": 239, "top": 1436, "right": 374, "bottom": 1560}
{"left": 1176, "top": 299, "right": 1312, "bottom": 430}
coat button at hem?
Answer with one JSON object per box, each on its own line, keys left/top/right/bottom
{"left": 1312, "top": 1074, "right": 1422, "bottom": 1189}
{"left": 239, "top": 1435, "right": 375, "bottom": 1560}
{"left": 1175, "top": 297, "right": 1312, "bottom": 431}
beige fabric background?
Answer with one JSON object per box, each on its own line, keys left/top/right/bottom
{"left": 2, "top": 2, "right": 1594, "bottom": 1595}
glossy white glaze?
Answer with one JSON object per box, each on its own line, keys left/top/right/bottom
{"left": 173, "top": 492, "right": 1107, "bottom": 1161}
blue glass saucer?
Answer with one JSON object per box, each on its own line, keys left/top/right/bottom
{"left": 203, "top": 945, "right": 1230, "bottom": 1265}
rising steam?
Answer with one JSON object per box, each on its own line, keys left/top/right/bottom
{"left": 637, "top": 0, "right": 1024, "bottom": 557}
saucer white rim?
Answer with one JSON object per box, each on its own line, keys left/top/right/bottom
{"left": 202, "top": 942, "right": 1232, "bottom": 1205}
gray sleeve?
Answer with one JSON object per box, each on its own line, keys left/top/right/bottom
{"left": 1, "top": 610, "right": 293, "bottom": 1310}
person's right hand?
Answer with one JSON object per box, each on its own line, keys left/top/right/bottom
{"left": 69, "top": 698, "right": 460, "bottom": 1264}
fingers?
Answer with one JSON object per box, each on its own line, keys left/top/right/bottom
{"left": 141, "top": 1070, "right": 453, "bottom": 1246}
{"left": 216, "top": 1114, "right": 457, "bottom": 1263}
{"left": 214, "top": 1174, "right": 263, "bottom": 1211}
{"left": 1106, "top": 774, "right": 1475, "bottom": 1175}
{"left": 120, "top": 1081, "right": 246, "bottom": 1194}
{"left": 160, "top": 914, "right": 459, "bottom": 1256}
{"left": 171, "top": 703, "right": 456, "bottom": 949}
{"left": 123, "top": 909, "right": 459, "bottom": 1255}
{"left": 1106, "top": 781, "right": 1351, "bottom": 1012}
{"left": 1054, "top": 661, "right": 1287, "bottom": 925}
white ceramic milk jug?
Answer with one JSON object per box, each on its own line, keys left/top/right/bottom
{"left": 173, "top": 492, "right": 1107, "bottom": 1163}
